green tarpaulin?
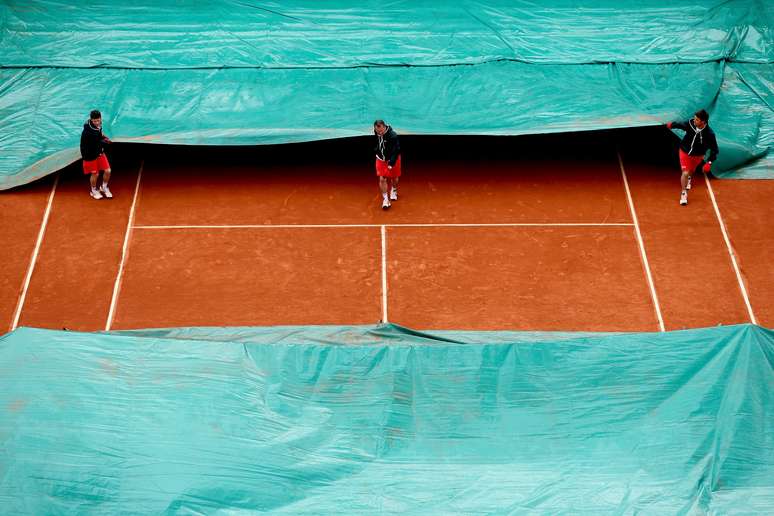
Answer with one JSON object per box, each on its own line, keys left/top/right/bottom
{"left": 1, "top": 1, "right": 773, "bottom": 189}
{"left": 1, "top": 323, "right": 773, "bottom": 513}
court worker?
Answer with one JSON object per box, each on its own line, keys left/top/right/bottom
{"left": 666, "top": 109, "right": 719, "bottom": 206}
{"left": 374, "top": 120, "right": 402, "bottom": 210}
{"left": 80, "top": 109, "right": 113, "bottom": 199}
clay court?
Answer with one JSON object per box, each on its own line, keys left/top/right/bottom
{"left": 1, "top": 128, "right": 771, "bottom": 333}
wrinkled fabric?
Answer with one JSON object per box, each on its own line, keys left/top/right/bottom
{"left": 0, "top": 1, "right": 772, "bottom": 188}
{"left": 1, "top": 323, "right": 773, "bottom": 513}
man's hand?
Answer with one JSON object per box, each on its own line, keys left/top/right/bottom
{"left": 703, "top": 161, "right": 712, "bottom": 173}
{"left": 666, "top": 122, "right": 673, "bottom": 129}
{"left": 102, "top": 137, "right": 112, "bottom": 144}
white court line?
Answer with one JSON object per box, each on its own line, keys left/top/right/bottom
{"left": 11, "top": 173, "right": 59, "bottom": 331}
{"left": 134, "top": 222, "right": 634, "bottom": 229}
{"left": 381, "top": 225, "right": 388, "bottom": 323}
{"left": 105, "top": 161, "right": 144, "bottom": 331}
{"left": 617, "top": 150, "right": 665, "bottom": 332}
{"left": 703, "top": 173, "right": 757, "bottom": 324}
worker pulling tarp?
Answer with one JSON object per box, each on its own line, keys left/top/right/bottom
{"left": 0, "top": 1, "right": 772, "bottom": 189}
{"left": 1, "top": 323, "right": 772, "bottom": 512}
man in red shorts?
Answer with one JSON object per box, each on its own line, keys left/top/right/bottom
{"left": 374, "top": 120, "right": 401, "bottom": 210}
{"left": 666, "top": 109, "right": 719, "bottom": 206}
{"left": 80, "top": 109, "right": 113, "bottom": 199}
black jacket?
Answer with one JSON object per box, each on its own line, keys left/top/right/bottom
{"left": 374, "top": 126, "right": 400, "bottom": 166}
{"left": 80, "top": 121, "right": 108, "bottom": 161}
{"left": 670, "top": 119, "right": 719, "bottom": 162}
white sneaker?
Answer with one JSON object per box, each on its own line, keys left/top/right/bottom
{"left": 686, "top": 175, "right": 692, "bottom": 190}
{"left": 100, "top": 184, "right": 113, "bottom": 198}
{"left": 90, "top": 188, "right": 103, "bottom": 200}
{"left": 382, "top": 197, "right": 391, "bottom": 210}
{"left": 390, "top": 188, "right": 398, "bottom": 201}
{"left": 679, "top": 191, "right": 688, "bottom": 206}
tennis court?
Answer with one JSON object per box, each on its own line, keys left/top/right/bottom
{"left": 3, "top": 128, "right": 771, "bottom": 333}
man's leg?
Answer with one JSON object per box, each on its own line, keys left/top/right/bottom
{"left": 379, "top": 176, "right": 390, "bottom": 209}
{"left": 686, "top": 162, "right": 703, "bottom": 191}
{"left": 89, "top": 172, "right": 102, "bottom": 199}
{"left": 678, "top": 152, "right": 692, "bottom": 205}
{"left": 691, "top": 161, "right": 705, "bottom": 186}
{"left": 680, "top": 170, "right": 690, "bottom": 191}
{"left": 390, "top": 177, "right": 399, "bottom": 200}
{"left": 100, "top": 169, "right": 113, "bottom": 198}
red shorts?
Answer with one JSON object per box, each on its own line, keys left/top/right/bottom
{"left": 375, "top": 156, "right": 402, "bottom": 178}
{"left": 83, "top": 154, "right": 110, "bottom": 174}
{"left": 678, "top": 150, "right": 704, "bottom": 174}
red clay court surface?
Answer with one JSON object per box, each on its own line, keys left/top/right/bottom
{"left": 2, "top": 129, "right": 772, "bottom": 332}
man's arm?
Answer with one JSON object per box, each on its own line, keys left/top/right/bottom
{"left": 387, "top": 133, "right": 400, "bottom": 167}
{"left": 80, "top": 130, "right": 87, "bottom": 159}
{"left": 667, "top": 120, "right": 689, "bottom": 131}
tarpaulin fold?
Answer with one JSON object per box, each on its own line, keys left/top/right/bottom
{"left": 1, "top": 1, "right": 772, "bottom": 188}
